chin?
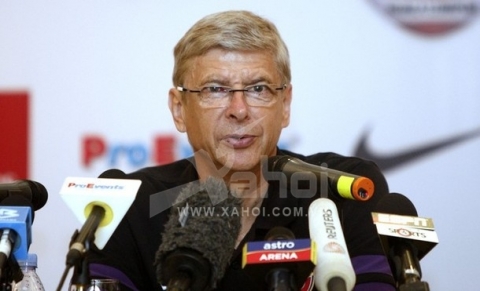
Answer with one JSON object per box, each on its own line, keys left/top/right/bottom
{"left": 230, "top": 156, "right": 263, "bottom": 173}
{"left": 214, "top": 146, "right": 268, "bottom": 171}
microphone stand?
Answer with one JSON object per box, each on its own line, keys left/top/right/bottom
{"left": 0, "top": 255, "right": 23, "bottom": 291}
{"left": 267, "top": 268, "right": 297, "bottom": 291}
{"left": 0, "top": 229, "right": 23, "bottom": 290}
{"left": 398, "top": 282, "right": 430, "bottom": 291}
{"left": 69, "top": 247, "right": 91, "bottom": 291}
{"left": 395, "top": 245, "right": 430, "bottom": 291}
{"left": 57, "top": 212, "right": 102, "bottom": 291}
{"left": 67, "top": 230, "right": 96, "bottom": 291}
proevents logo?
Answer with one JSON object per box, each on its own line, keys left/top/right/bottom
{"left": 368, "top": 0, "right": 479, "bottom": 36}
{"left": 0, "top": 91, "right": 29, "bottom": 182}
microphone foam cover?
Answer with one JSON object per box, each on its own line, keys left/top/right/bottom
{"left": 19, "top": 180, "right": 48, "bottom": 211}
{"left": 98, "top": 169, "right": 127, "bottom": 179}
{"left": 375, "top": 193, "right": 417, "bottom": 216}
{"left": 265, "top": 226, "right": 295, "bottom": 240}
{"left": 1, "top": 195, "right": 35, "bottom": 222}
{"left": 155, "top": 177, "right": 241, "bottom": 288}
{"left": 1, "top": 195, "right": 34, "bottom": 207}
{"left": 30, "top": 181, "right": 48, "bottom": 211}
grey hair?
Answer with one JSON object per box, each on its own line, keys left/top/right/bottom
{"left": 172, "top": 10, "right": 291, "bottom": 86}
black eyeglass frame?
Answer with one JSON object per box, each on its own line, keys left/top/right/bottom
{"left": 176, "top": 84, "right": 287, "bottom": 95}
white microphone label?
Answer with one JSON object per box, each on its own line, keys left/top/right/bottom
{"left": 372, "top": 212, "right": 439, "bottom": 244}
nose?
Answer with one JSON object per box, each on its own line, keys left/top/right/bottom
{"left": 224, "top": 91, "right": 249, "bottom": 121}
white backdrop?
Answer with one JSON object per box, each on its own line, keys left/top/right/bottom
{"left": 1, "top": 1, "right": 479, "bottom": 290}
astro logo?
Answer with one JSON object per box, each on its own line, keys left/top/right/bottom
{"left": 0, "top": 208, "right": 20, "bottom": 219}
{"left": 263, "top": 241, "right": 296, "bottom": 250}
{"left": 243, "top": 238, "right": 316, "bottom": 265}
{"left": 81, "top": 134, "right": 191, "bottom": 168}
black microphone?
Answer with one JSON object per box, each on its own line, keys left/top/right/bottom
{"left": 373, "top": 193, "right": 438, "bottom": 291}
{"left": 0, "top": 180, "right": 48, "bottom": 211}
{"left": 242, "top": 227, "right": 316, "bottom": 291}
{"left": 265, "top": 155, "right": 374, "bottom": 201}
{"left": 265, "top": 227, "right": 298, "bottom": 291}
{"left": 155, "top": 177, "right": 241, "bottom": 291}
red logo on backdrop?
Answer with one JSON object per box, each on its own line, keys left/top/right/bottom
{"left": 368, "top": 0, "right": 479, "bottom": 36}
{"left": 81, "top": 134, "right": 177, "bottom": 168}
{"left": 0, "top": 91, "right": 29, "bottom": 181}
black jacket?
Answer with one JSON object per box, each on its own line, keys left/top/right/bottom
{"left": 88, "top": 149, "right": 395, "bottom": 290}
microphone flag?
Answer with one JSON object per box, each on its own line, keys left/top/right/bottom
{"left": 371, "top": 212, "right": 439, "bottom": 260}
{"left": 0, "top": 206, "right": 31, "bottom": 260}
{"left": 60, "top": 176, "right": 141, "bottom": 249}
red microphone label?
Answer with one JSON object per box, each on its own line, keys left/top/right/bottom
{"left": 242, "top": 239, "right": 316, "bottom": 267}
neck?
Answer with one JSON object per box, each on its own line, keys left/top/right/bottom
{"left": 191, "top": 150, "right": 271, "bottom": 247}
{"left": 192, "top": 149, "right": 268, "bottom": 201}
{"left": 230, "top": 177, "right": 268, "bottom": 207}
{"left": 230, "top": 176, "right": 269, "bottom": 249}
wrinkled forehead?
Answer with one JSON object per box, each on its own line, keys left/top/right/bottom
{"left": 182, "top": 49, "right": 283, "bottom": 85}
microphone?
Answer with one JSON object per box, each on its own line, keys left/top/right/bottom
{"left": 155, "top": 178, "right": 241, "bottom": 291}
{"left": 265, "top": 155, "right": 374, "bottom": 201}
{"left": 308, "top": 198, "right": 355, "bottom": 291}
{"left": 242, "top": 227, "right": 316, "bottom": 291}
{"left": 0, "top": 180, "right": 48, "bottom": 211}
{"left": 372, "top": 193, "right": 438, "bottom": 291}
{"left": 60, "top": 169, "right": 141, "bottom": 266}
{"left": 0, "top": 196, "right": 36, "bottom": 283}
{"left": 57, "top": 170, "right": 141, "bottom": 291}
{"left": 265, "top": 227, "right": 303, "bottom": 291}
{"left": 265, "top": 226, "right": 298, "bottom": 291}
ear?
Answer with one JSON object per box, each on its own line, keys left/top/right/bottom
{"left": 168, "top": 88, "right": 187, "bottom": 132}
{"left": 281, "top": 84, "right": 292, "bottom": 128}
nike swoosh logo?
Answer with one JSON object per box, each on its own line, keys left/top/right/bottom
{"left": 353, "top": 126, "right": 480, "bottom": 172}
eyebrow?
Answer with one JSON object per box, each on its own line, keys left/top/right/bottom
{"left": 199, "top": 78, "right": 229, "bottom": 86}
{"left": 247, "top": 77, "right": 271, "bottom": 85}
{"left": 198, "top": 77, "right": 274, "bottom": 87}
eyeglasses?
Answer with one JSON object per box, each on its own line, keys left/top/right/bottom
{"left": 176, "top": 84, "right": 287, "bottom": 108}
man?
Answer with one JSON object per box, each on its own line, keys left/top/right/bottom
{"left": 88, "top": 10, "right": 396, "bottom": 290}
